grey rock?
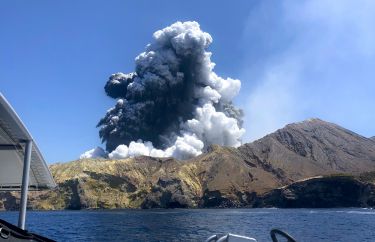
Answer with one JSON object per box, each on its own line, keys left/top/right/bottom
{"left": 256, "top": 175, "right": 375, "bottom": 208}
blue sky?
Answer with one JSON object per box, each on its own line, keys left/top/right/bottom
{"left": 1, "top": 0, "right": 375, "bottom": 163}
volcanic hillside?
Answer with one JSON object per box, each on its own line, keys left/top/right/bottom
{"left": 1, "top": 118, "right": 375, "bottom": 210}
{"left": 240, "top": 118, "right": 375, "bottom": 180}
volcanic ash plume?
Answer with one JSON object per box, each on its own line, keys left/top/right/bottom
{"left": 92, "top": 21, "right": 245, "bottom": 160}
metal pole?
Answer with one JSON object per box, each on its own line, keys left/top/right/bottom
{"left": 18, "top": 140, "right": 32, "bottom": 230}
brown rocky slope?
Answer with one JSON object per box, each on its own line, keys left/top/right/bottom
{"left": 1, "top": 118, "right": 375, "bottom": 210}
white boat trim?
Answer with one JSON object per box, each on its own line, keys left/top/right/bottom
{"left": 0, "top": 93, "right": 56, "bottom": 229}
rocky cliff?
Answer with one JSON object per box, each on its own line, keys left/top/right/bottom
{"left": 256, "top": 173, "right": 375, "bottom": 208}
{"left": 1, "top": 119, "right": 375, "bottom": 210}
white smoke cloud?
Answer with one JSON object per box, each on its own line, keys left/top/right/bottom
{"left": 106, "top": 134, "right": 204, "bottom": 160}
{"left": 186, "top": 103, "right": 245, "bottom": 147}
{"left": 81, "top": 21, "right": 245, "bottom": 160}
{"left": 80, "top": 147, "right": 106, "bottom": 159}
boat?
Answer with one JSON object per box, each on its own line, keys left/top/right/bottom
{"left": 205, "top": 229, "right": 297, "bottom": 242}
{"left": 0, "top": 93, "right": 56, "bottom": 241}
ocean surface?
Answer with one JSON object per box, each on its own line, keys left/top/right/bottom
{"left": 0, "top": 208, "right": 374, "bottom": 241}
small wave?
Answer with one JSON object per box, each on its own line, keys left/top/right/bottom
{"left": 211, "top": 210, "right": 273, "bottom": 215}
{"left": 346, "top": 211, "right": 375, "bottom": 215}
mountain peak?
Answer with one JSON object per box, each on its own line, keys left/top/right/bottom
{"left": 302, "top": 117, "right": 324, "bottom": 123}
{"left": 243, "top": 118, "right": 375, "bottom": 181}
{"left": 286, "top": 118, "right": 336, "bottom": 129}
{"left": 281, "top": 118, "right": 364, "bottom": 140}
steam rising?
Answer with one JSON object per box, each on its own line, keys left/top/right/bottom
{"left": 80, "top": 147, "right": 106, "bottom": 159}
{"left": 83, "top": 21, "right": 245, "bottom": 160}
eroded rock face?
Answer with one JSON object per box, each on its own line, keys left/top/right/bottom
{"left": 141, "top": 178, "right": 195, "bottom": 208}
{"left": 1, "top": 119, "right": 375, "bottom": 210}
{"left": 256, "top": 175, "right": 375, "bottom": 208}
{"left": 0, "top": 192, "right": 18, "bottom": 210}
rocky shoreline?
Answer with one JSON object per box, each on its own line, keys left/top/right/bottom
{"left": 2, "top": 173, "right": 375, "bottom": 210}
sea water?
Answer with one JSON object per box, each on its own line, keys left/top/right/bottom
{"left": 0, "top": 208, "right": 374, "bottom": 241}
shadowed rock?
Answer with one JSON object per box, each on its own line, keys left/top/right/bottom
{"left": 256, "top": 175, "right": 375, "bottom": 208}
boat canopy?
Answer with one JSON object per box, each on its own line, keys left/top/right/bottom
{"left": 0, "top": 93, "right": 56, "bottom": 191}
